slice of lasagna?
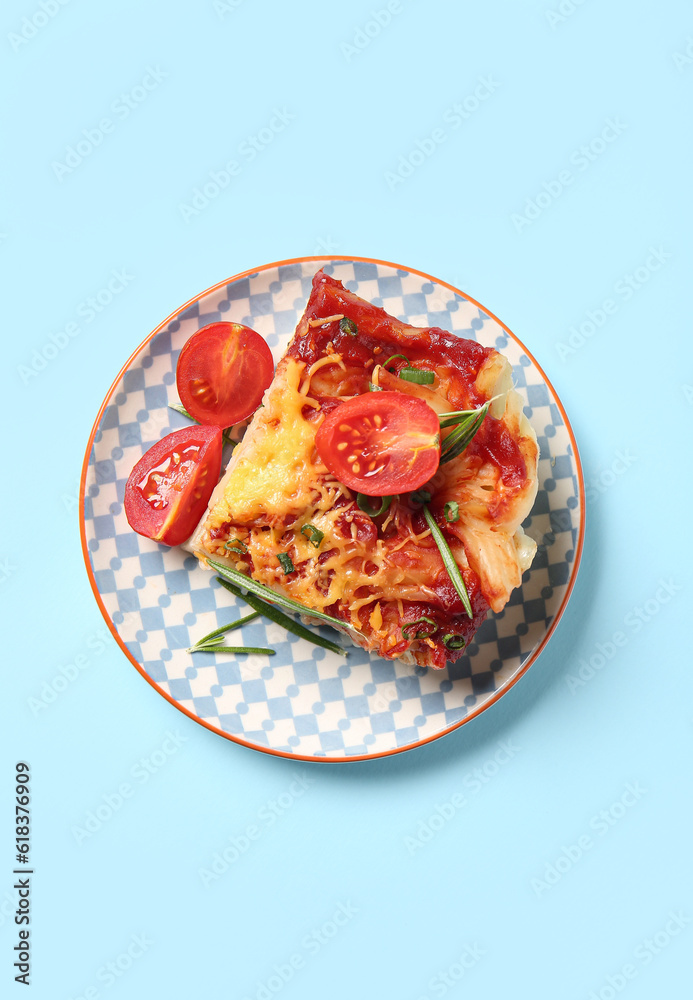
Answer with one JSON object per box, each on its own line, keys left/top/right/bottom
{"left": 189, "top": 270, "right": 538, "bottom": 668}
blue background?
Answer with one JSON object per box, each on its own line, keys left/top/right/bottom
{"left": 2, "top": 1, "right": 692, "bottom": 997}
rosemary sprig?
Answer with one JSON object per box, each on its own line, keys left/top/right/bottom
{"left": 439, "top": 403, "right": 489, "bottom": 465}
{"left": 188, "top": 644, "right": 276, "bottom": 656}
{"left": 438, "top": 392, "right": 506, "bottom": 429}
{"left": 438, "top": 408, "right": 477, "bottom": 429}
{"left": 422, "top": 506, "right": 472, "bottom": 619}
{"left": 211, "top": 570, "right": 349, "bottom": 654}
{"left": 189, "top": 611, "right": 260, "bottom": 649}
{"left": 168, "top": 403, "right": 235, "bottom": 448}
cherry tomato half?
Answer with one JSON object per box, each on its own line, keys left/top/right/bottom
{"left": 124, "top": 425, "right": 223, "bottom": 546}
{"left": 315, "top": 391, "right": 440, "bottom": 496}
{"left": 176, "top": 322, "right": 274, "bottom": 426}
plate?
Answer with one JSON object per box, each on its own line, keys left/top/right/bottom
{"left": 80, "top": 256, "right": 584, "bottom": 761}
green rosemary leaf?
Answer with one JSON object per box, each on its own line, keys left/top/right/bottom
{"left": 187, "top": 644, "right": 276, "bottom": 656}
{"left": 190, "top": 611, "right": 260, "bottom": 648}
{"left": 169, "top": 402, "right": 194, "bottom": 421}
{"left": 209, "top": 564, "right": 350, "bottom": 650}
{"left": 168, "top": 403, "right": 235, "bottom": 447}
{"left": 438, "top": 409, "right": 476, "bottom": 428}
{"left": 209, "top": 561, "right": 351, "bottom": 631}
{"left": 422, "top": 506, "right": 473, "bottom": 619}
{"left": 438, "top": 394, "right": 504, "bottom": 429}
{"left": 440, "top": 404, "right": 489, "bottom": 464}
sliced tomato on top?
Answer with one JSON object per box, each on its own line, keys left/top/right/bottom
{"left": 315, "top": 391, "right": 440, "bottom": 496}
{"left": 176, "top": 322, "right": 274, "bottom": 427}
{"left": 124, "top": 425, "right": 223, "bottom": 546}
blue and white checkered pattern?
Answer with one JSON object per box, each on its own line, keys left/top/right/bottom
{"left": 83, "top": 259, "right": 582, "bottom": 759}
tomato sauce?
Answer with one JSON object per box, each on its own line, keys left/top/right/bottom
{"left": 282, "top": 271, "right": 531, "bottom": 665}
{"left": 290, "top": 271, "right": 527, "bottom": 493}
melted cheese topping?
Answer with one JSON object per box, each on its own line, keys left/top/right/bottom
{"left": 209, "top": 358, "right": 322, "bottom": 522}
{"left": 191, "top": 336, "right": 538, "bottom": 657}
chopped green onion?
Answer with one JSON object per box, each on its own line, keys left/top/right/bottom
{"left": 399, "top": 367, "right": 435, "bottom": 385}
{"left": 224, "top": 538, "right": 248, "bottom": 554}
{"left": 339, "top": 317, "right": 358, "bottom": 336}
{"left": 401, "top": 616, "right": 438, "bottom": 640}
{"left": 190, "top": 611, "right": 260, "bottom": 648}
{"left": 444, "top": 501, "right": 460, "bottom": 522}
{"left": 368, "top": 382, "right": 383, "bottom": 392}
{"left": 440, "top": 403, "right": 489, "bottom": 464}
{"left": 356, "top": 494, "right": 393, "bottom": 518}
{"left": 300, "top": 523, "right": 324, "bottom": 548}
{"left": 422, "top": 506, "right": 472, "bottom": 619}
{"left": 277, "top": 552, "right": 295, "bottom": 574}
{"left": 383, "top": 353, "right": 409, "bottom": 371}
{"left": 168, "top": 403, "right": 235, "bottom": 448}
{"left": 442, "top": 633, "right": 466, "bottom": 650}
{"left": 188, "top": 644, "right": 276, "bottom": 656}
{"left": 410, "top": 489, "right": 432, "bottom": 505}
{"left": 215, "top": 577, "right": 347, "bottom": 655}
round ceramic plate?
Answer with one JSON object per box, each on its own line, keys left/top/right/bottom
{"left": 80, "top": 256, "right": 584, "bottom": 761}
